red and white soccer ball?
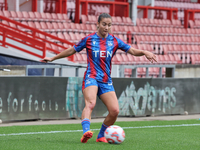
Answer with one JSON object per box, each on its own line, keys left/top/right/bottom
{"left": 104, "top": 125, "right": 125, "bottom": 144}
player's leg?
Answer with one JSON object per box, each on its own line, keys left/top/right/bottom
{"left": 96, "top": 91, "right": 119, "bottom": 143}
{"left": 81, "top": 78, "right": 98, "bottom": 143}
{"left": 82, "top": 85, "right": 98, "bottom": 120}
{"left": 100, "top": 91, "right": 119, "bottom": 126}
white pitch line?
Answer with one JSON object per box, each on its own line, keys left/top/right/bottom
{"left": 0, "top": 124, "right": 200, "bottom": 137}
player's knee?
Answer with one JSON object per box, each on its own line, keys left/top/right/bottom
{"left": 86, "top": 100, "right": 96, "bottom": 110}
{"left": 109, "top": 108, "right": 119, "bottom": 117}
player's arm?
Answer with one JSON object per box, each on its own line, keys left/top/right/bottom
{"left": 127, "top": 47, "right": 157, "bottom": 63}
{"left": 41, "top": 47, "right": 76, "bottom": 62}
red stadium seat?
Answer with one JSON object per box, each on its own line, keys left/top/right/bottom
{"left": 46, "top": 32, "right": 58, "bottom": 43}
{"left": 56, "top": 13, "right": 66, "bottom": 22}
{"left": 51, "top": 22, "right": 60, "bottom": 32}
{"left": 168, "top": 54, "right": 177, "bottom": 64}
{"left": 171, "top": 19, "right": 182, "bottom": 28}
{"left": 115, "top": 53, "right": 124, "bottom": 64}
{"left": 162, "top": 45, "right": 168, "bottom": 54}
{"left": 58, "top": 22, "right": 67, "bottom": 32}
{"left": 112, "top": 16, "right": 118, "bottom": 25}
{"left": 0, "top": 10, "right": 3, "bottom": 16}
{"left": 10, "top": 11, "right": 20, "bottom": 21}
{"left": 132, "top": 26, "right": 140, "bottom": 35}
{"left": 81, "top": 53, "right": 87, "bottom": 64}
{"left": 62, "top": 13, "right": 70, "bottom": 22}
{"left": 188, "top": 20, "right": 195, "bottom": 28}
{"left": 57, "top": 32, "right": 65, "bottom": 39}
{"left": 75, "top": 23, "right": 82, "bottom": 33}
{"left": 146, "top": 27, "right": 153, "bottom": 35}
{"left": 124, "top": 68, "right": 132, "bottom": 77}
{"left": 46, "top": 22, "right": 54, "bottom": 32}
{"left": 80, "top": 33, "right": 86, "bottom": 39}
{"left": 137, "top": 67, "right": 146, "bottom": 77}
{"left": 51, "top": 44, "right": 58, "bottom": 52}
{"left": 112, "top": 25, "right": 120, "bottom": 35}
{"left": 69, "top": 32, "right": 78, "bottom": 43}
{"left": 74, "top": 53, "right": 83, "bottom": 63}
{"left": 87, "top": 15, "right": 96, "bottom": 24}
{"left": 163, "top": 55, "right": 172, "bottom": 64}
{"left": 34, "top": 22, "right": 42, "bottom": 30}
{"left": 63, "top": 22, "right": 71, "bottom": 32}
{"left": 81, "top": 14, "right": 88, "bottom": 24}
{"left": 27, "top": 22, "right": 35, "bottom": 28}
{"left": 40, "top": 22, "right": 49, "bottom": 32}
{"left": 121, "top": 16, "right": 127, "bottom": 24}
{"left": 36, "top": 33, "right": 45, "bottom": 40}
{"left": 8, "top": 22, "right": 17, "bottom": 29}
{"left": 174, "top": 54, "right": 182, "bottom": 64}
{"left": 118, "top": 34, "right": 126, "bottom": 42}
{"left": 1, "top": 21, "right": 9, "bottom": 28}
{"left": 21, "top": 11, "right": 31, "bottom": 21}
{"left": 16, "top": 11, "right": 26, "bottom": 21}
{"left": 166, "top": 44, "right": 174, "bottom": 54}
{"left": 80, "top": 24, "right": 90, "bottom": 34}
{"left": 69, "top": 22, "right": 77, "bottom": 32}
{"left": 46, "top": 42, "right": 52, "bottom": 49}
{"left": 57, "top": 43, "right": 66, "bottom": 52}
{"left": 137, "top": 18, "right": 144, "bottom": 26}
{"left": 28, "top": 11, "right": 38, "bottom": 21}
{"left": 153, "top": 19, "right": 160, "bottom": 27}
{"left": 46, "top": 13, "right": 53, "bottom": 22}
{"left": 40, "top": 13, "right": 48, "bottom": 21}
{"left": 74, "top": 32, "right": 82, "bottom": 41}
{"left": 34, "top": 12, "right": 42, "bottom": 21}
{"left": 121, "top": 53, "right": 130, "bottom": 65}
{"left": 2, "top": 10, "right": 11, "bottom": 18}
{"left": 17, "top": 21, "right": 29, "bottom": 32}
{"left": 90, "top": 24, "right": 97, "bottom": 32}
{"left": 63, "top": 32, "right": 72, "bottom": 42}
{"left": 116, "top": 16, "right": 123, "bottom": 26}
{"left": 112, "top": 55, "right": 120, "bottom": 65}
{"left": 194, "top": 20, "right": 200, "bottom": 27}
{"left": 161, "top": 27, "right": 167, "bottom": 35}
{"left": 179, "top": 45, "right": 187, "bottom": 54}
{"left": 126, "top": 53, "right": 136, "bottom": 65}
{"left": 173, "top": 28, "right": 179, "bottom": 36}
{"left": 126, "top": 17, "right": 134, "bottom": 26}
{"left": 51, "top": 13, "right": 59, "bottom": 22}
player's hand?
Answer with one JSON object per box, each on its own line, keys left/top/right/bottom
{"left": 144, "top": 51, "right": 157, "bottom": 63}
{"left": 40, "top": 57, "right": 53, "bottom": 63}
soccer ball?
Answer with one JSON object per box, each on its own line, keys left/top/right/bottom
{"left": 104, "top": 125, "right": 125, "bottom": 144}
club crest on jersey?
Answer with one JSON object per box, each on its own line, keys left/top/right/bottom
{"left": 93, "top": 41, "right": 96, "bottom": 45}
{"left": 108, "top": 41, "right": 113, "bottom": 46}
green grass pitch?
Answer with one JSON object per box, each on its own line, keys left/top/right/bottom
{"left": 0, "top": 119, "right": 200, "bottom": 150}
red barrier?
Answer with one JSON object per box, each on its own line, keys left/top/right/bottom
{"left": 137, "top": 5, "right": 178, "bottom": 20}
{"left": 0, "top": 25, "right": 46, "bottom": 58}
{"left": 0, "top": 15, "right": 75, "bottom": 61}
{"left": 75, "top": 0, "right": 129, "bottom": 23}
{"left": 184, "top": 9, "right": 200, "bottom": 28}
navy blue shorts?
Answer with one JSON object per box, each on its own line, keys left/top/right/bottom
{"left": 82, "top": 78, "right": 115, "bottom": 97}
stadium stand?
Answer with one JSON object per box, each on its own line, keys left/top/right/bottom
{"left": 1, "top": 0, "right": 200, "bottom": 78}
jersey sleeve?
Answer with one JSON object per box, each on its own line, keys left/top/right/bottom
{"left": 116, "top": 37, "right": 131, "bottom": 53}
{"left": 73, "top": 36, "right": 88, "bottom": 52}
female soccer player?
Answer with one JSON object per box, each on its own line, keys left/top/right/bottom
{"left": 42, "top": 13, "right": 157, "bottom": 143}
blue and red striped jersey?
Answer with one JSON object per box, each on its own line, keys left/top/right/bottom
{"left": 73, "top": 32, "right": 131, "bottom": 83}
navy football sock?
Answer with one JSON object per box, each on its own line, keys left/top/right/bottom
{"left": 97, "top": 123, "right": 108, "bottom": 139}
